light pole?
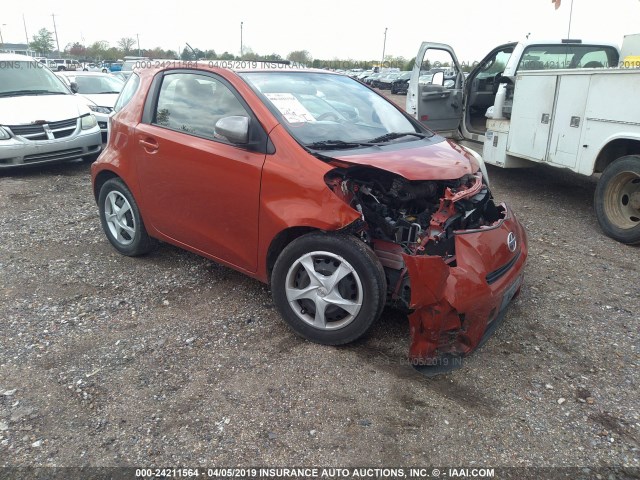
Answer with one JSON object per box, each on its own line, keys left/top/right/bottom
{"left": 567, "top": 0, "right": 575, "bottom": 38}
{"left": 137, "top": 33, "right": 140, "bottom": 56}
{"left": 240, "top": 21, "right": 243, "bottom": 59}
{"left": 0, "top": 24, "right": 5, "bottom": 46}
{"left": 51, "top": 14, "right": 60, "bottom": 55}
{"left": 381, "top": 27, "right": 388, "bottom": 69}
{"left": 23, "top": 15, "right": 29, "bottom": 45}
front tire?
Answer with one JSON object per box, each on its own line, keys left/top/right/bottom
{"left": 271, "top": 233, "right": 386, "bottom": 345}
{"left": 98, "top": 178, "right": 156, "bottom": 256}
{"left": 594, "top": 155, "right": 640, "bottom": 244}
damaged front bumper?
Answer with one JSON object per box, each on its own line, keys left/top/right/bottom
{"left": 401, "top": 203, "right": 528, "bottom": 373}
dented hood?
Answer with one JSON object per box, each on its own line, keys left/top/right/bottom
{"left": 330, "top": 138, "right": 479, "bottom": 180}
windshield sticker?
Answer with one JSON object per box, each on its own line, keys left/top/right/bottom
{"left": 264, "top": 93, "right": 316, "bottom": 123}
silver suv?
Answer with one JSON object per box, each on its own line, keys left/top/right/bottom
{"left": 0, "top": 54, "right": 102, "bottom": 168}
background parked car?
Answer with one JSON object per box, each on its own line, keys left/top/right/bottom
{"left": 390, "top": 71, "right": 412, "bottom": 94}
{"left": 357, "top": 71, "right": 374, "bottom": 83}
{"left": 121, "top": 56, "right": 148, "bottom": 73}
{"left": 101, "top": 61, "right": 123, "bottom": 73}
{"left": 82, "top": 63, "right": 103, "bottom": 72}
{"left": 51, "top": 59, "right": 80, "bottom": 71}
{"left": 0, "top": 54, "right": 101, "bottom": 168}
{"left": 377, "top": 72, "right": 400, "bottom": 90}
{"left": 57, "top": 71, "right": 124, "bottom": 143}
{"left": 364, "top": 72, "right": 383, "bottom": 86}
{"left": 34, "top": 57, "right": 57, "bottom": 69}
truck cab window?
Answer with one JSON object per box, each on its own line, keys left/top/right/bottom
{"left": 466, "top": 47, "right": 514, "bottom": 133}
{"left": 517, "top": 45, "right": 619, "bottom": 71}
{"left": 420, "top": 49, "right": 460, "bottom": 88}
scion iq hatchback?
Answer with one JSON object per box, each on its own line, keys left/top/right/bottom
{"left": 92, "top": 61, "right": 527, "bottom": 372}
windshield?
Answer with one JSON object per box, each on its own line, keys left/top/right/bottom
{"left": 71, "top": 75, "right": 124, "bottom": 94}
{"left": 240, "top": 72, "right": 428, "bottom": 148}
{"left": 0, "top": 61, "right": 69, "bottom": 96}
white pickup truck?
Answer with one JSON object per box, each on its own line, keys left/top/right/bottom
{"left": 406, "top": 39, "right": 640, "bottom": 244}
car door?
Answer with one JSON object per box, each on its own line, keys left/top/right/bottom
{"left": 406, "top": 42, "right": 464, "bottom": 136}
{"left": 134, "top": 71, "right": 268, "bottom": 273}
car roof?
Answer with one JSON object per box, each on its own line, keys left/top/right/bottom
{"left": 0, "top": 53, "right": 38, "bottom": 62}
{"left": 519, "top": 39, "right": 619, "bottom": 49}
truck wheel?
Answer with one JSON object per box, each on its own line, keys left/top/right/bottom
{"left": 594, "top": 155, "right": 640, "bottom": 244}
{"left": 271, "top": 232, "right": 386, "bottom": 345}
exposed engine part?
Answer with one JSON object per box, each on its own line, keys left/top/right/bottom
{"left": 327, "top": 167, "right": 503, "bottom": 258}
{"left": 326, "top": 167, "right": 505, "bottom": 311}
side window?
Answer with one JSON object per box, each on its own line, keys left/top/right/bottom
{"left": 153, "top": 73, "right": 249, "bottom": 141}
{"left": 419, "top": 49, "right": 459, "bottom": 87}
{"left": 114, "top": 73, "right": 140, "bottom": 113}
{"left": 476, "top": 49, "right": 513, "bottom": 78}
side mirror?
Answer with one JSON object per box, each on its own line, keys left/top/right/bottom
{"left": 215, "top": 116, "right": 249, "bottom": 144}
{"left": 432, "top": 71, "right": 445, "bottom": 86}
{"left": 70, "top": 82, "right": 79, "bottom": 94}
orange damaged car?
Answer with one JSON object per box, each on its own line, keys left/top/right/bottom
{"left": 91, "top": 61, "right": 527, "bottom": 373}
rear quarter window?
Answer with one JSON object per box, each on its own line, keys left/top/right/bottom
{"left": 114, "top": 73, "right": 140, "bottom": 113}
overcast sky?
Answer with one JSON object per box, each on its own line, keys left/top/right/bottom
{"left": 2, "top": 0, "right": 639, "bottom": 62}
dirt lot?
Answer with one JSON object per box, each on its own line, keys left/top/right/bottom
{"left": 0, "top": 89, "right": 638, "bottom": 473}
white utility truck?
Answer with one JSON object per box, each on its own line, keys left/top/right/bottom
{"left": 407, "top": 39, "right": 640, "bottom": 244}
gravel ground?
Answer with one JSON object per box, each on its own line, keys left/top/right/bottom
{"left": 0, "top": 90, "right": 638, "bottom": 472}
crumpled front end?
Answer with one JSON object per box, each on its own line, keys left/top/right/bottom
{"left": 325, "top": 163, "right": 528, "bottom": 368}
{"left": 404, "top": 207, "right": 527, "bottom": 364}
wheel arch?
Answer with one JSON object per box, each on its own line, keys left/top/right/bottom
{"left": 265, "top": 226, "right": 319, "bottom": 282}
{"left": 93, "top": 169, "right": 120, "bottom": 202}
{"left": 593, "top": 137, "right": 640, "bottom": 174}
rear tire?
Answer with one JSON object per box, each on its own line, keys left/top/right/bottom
{"left": 594, "top": 155, "right": 640, "bottom": 244}
{"left": 271, "top": 233, "right": 386, "bottom": 345}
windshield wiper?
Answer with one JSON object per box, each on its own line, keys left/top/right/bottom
{"left": 305, "top": 140, "right": 377, "bottom": 150}
{"left": 97, "top": 91, "right": 121, "bottom": 94}
{"left": 0, "top": 90, "right": 65, "bottom": 97}
{"left": 367, "top": 132, "right": 429, "bottom": 143}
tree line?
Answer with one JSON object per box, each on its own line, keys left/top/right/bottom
{"left": 27, "top": 29, "right": 420, "bottom": 70}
